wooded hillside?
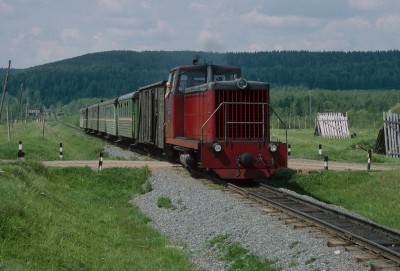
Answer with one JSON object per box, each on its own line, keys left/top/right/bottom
{"left": 3, "top": 50, "right": 399, "bottom": 108}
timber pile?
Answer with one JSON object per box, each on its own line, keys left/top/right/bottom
{"left": 314, "top": 112, "right": 350, "bottom": 138}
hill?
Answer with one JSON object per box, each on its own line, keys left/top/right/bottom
{"left": 3, "top": 50, "right": 400, "bottom": 108}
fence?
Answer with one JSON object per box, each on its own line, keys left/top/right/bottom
{"left": 383, "top": 111, "right": 400, "bottom": 158}
{"left": 314, "top": 112, "right": 350, "bottom": 138}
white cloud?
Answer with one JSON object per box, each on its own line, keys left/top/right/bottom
{"left": 92, "top": 32, "right": 118, "bottom": 52}
{"left": 198, "top": 30, "right": 225, "bottom": 52}
{"left": 240, "top": 10, "right": 320, "bottom": 28}
{"left": 96, "top": 0, "right": 126, "bottom": 12}
{"left": 0, "top": 0, "right": 14, "bottom": 15}
{"left": 376, "top": 14, "right": 400, "bottom": 33}
{"left": 324, "top": 16, "right": 371, "bottom": 33}
{"left": 31, "top": 27, "right": 42, "bottom": 37}
{"left": 11, "top": 33, "right": 25, "bottom": 46}
{"left": 36, "top": 41, "right": 69, "bottom": 63}
{"left": 2, "top": 0, "right": 400, "bottom": 68}
{"left": 348, "top": 0, "right": 381, "bottom": 10}
{"left": 61, "top": 29, "right": 83, "bottom": 42}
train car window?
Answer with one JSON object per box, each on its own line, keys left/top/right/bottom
{"left": 177, "top": 70, "right": 206, "bottom": 92}
{"left": 213, "top": 67, "right": 241, "bottom": 81}
{"left": 179, "top": 74, "right": 188, "bottom": 91}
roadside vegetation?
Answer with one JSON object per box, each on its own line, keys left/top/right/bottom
{"left": 272, "top": 128, "right": 400, "bottom": 165}
{"left": 0, "top": 120, "right": 196, "bottom": 270}
{"left": 208, "top": 234, "right": 281, "bottom": 271}
{"left": 1, "top": 114, "right": 400, "bottom": 270}
{"left": 0, "top": 117, "right": 106, "bottom": 161}
{"left": 270, "top": 128, "right": 400, "bottom": 230}
{"left": 0, "top": 161, "right": 195, "bottom": 270}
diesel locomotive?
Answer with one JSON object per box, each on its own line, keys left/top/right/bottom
{"left": 80, "top": 62, "right": 288, "bottom": 179}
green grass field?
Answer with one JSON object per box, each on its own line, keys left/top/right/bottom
{"left": 0, "top": 161, "right": 195, "bottom": 270}
{"left": 1, "top": 118, "right": 400, "bottom": 270}
{"left": 0, "top": 118, "right": 107, "bottom": 161}
{"left": 272, "top": 128, "right": 400, "bottom": 164}
{"left": 0, "top": 119, "right": 198, "bottom": 270}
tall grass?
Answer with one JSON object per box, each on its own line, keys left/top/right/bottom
{"left": 0, "top": 118, "right": 106, "bottom": 160}
{"left": 0, "top": 161, "right": 195, "bottom": 270}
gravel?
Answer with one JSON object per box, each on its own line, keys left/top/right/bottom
{"left": 103, "top": 145, "right": 153, "bottom": 161}
{"left": 131, "top": 167, "right": 372, "bottom": 271}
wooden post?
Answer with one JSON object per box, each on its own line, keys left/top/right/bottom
{"left": 324, "top": 156, "right": 328, "bottom": 170}
{"left": 18, "top": 141, "right": 24, "bottom": 160}
{"left": 42, "top": 113, "right": 45, "bottom": 138}
{"left": 7, "top": 106, "right": 11, "bottom": 141}
{"left": 367, "top": 150, "right": 372, "bottom": 170}
{"left": 16, "top": 84, "right": 23, "bottom": 123}
{"left": 59, "top": 143, "right": 63, "bottom": 160}
{"left": 0, "top": 60, "right": 11, "bottom": 122}
{"left": 98, "top": 152, "right": 104, "bottom": 171}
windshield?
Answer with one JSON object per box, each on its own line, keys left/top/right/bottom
{"left": 213, "top": 67, "right": 240, "bottom": 81}
{"left": 171, "top": 65, "right": 242, "bottom": 93}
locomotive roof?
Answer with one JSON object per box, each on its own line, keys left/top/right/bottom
{"left": 170, "top": 64, "right": 240, "bottom": 72}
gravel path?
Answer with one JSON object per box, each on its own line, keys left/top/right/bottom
{"left": 132, "top": 167, "right": 371, "bottom": 271}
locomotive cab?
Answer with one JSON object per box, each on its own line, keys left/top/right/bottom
{"left": 165, "top": 63, "right": 288, "bottom": 179}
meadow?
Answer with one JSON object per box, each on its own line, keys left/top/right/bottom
{"left": 1, "top": 117, "right": 400, "bottom": 270}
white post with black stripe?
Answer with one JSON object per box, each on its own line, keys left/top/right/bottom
{"left": 324, "top": 156, "right": 329, "bottom": 170}
{"left": 17, "top": 141, "right": 24, "bottom": 160}
{"left": 59, "top": 143, "right": 63, "bottom": 160}
{"left": 98, "top": 152, "right": 104, "bottom": 171}
{"left": 318, "top": 144, "right": 323, "bottom": 156}
{"left": 367, "top": 150, "right": 371, "bottom": 170}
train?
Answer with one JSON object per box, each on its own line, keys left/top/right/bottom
{"left": 80, "top": 62, "right": 288, "bottom": 179}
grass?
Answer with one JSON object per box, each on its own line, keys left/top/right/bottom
{"left": 208, "top": 234, "right": 281, "bottom": 271}
{"left": 271, "top": 128, "right": 400, "bottom": 165}
{"left": 157, "top": 196, "right": 176, "bottom": 209}
{"left": 2, "top": 117, "right": 400, "bottom": 269}
{"left": 0, "top": 118, "right": 108, "bottom": 161}
{"left": 0, "top": 161, "right": 195, "bottom": 270}
{"left": 270, "top": 169, "right": 400, "bottom": 230}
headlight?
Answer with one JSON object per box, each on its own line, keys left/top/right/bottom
{"left": 269, "top": 143, "right": 278, "bottom": 153}
{"left": 236, "top": 78, "right": 248, "bottom": 89}
{"left": 212, "top": 143, "right": 222, "bottom": 153}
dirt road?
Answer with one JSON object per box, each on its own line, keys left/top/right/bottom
{"left": 37, "top": 158, "right": 393, "bottom": 172}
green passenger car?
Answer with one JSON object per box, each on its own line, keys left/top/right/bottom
{"left": 117, "top": 91, "right": 139, "bottom": 140}
{"left": 87, "top": 103, "right": 99, "bottom": 131}
{"left": 99, "top": 98, "right": 118, "bottom": 136}
{"left": 79, "top": 107, "right": 88, "bottom": 129}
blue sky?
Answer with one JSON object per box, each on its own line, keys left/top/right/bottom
{"left": 1, "top": 0, "right": 400, "bottom": 68}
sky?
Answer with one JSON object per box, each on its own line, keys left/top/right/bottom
{"left": 1, "top": 0, "right": 400, "bottom": 68}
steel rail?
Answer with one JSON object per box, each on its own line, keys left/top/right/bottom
{"left": 228, "top": 182, "right": 400, "bottom": 266}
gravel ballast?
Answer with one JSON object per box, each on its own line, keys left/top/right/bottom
{"left": 132, "top": 167, "right": 371, "bottom": 271}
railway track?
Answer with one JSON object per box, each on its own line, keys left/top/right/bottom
{"left": 228, "top": 181, "right": 400, "bottom": 269}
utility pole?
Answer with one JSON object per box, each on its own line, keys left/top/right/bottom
{"left": 16, "top": 84, "right": 23, "bottom": 123}
{"left": 0, "top": 60, "right": 11, "bottom": 122}
{"left": 309, "top": 90, "right": 312, "bottom": 129}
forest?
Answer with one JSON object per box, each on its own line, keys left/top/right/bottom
{"left": 1, "top": 50, "right": 400, "bottom": 129}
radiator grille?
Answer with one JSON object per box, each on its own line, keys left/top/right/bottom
{"left": 215, "top": 89, "right": 268, "bottom": 141}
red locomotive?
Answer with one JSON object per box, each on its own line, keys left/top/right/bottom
{"left": 81, "top": 62, "right": 288, "bottom": 179}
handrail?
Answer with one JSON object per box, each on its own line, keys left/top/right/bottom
{"left": 269, "top": 106, "right": 288, "bottom": 145}
{"left": 201, "top": 102, "right": 287, "bottom": 144}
